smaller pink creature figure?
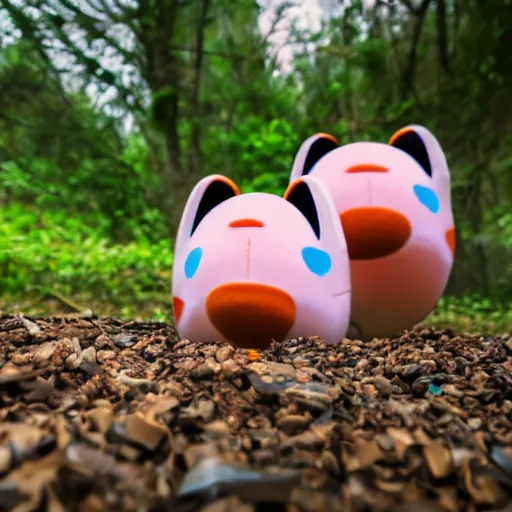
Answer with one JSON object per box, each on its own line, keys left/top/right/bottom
{"left": 289, "top": 125, "right": 456, "bottom": 340}
{"left": 171, "top": 174, "right": 351, "bottom": 349}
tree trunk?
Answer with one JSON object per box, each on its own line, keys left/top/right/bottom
{"left": 188, "top": 0, "right": 211, "bottom": 179}
{"left": 138, "top": 0, "right": 186, "bottom": 232}
{"left": 436, "top": 0, "right": 450, "bottom": 73}
{"left": 467, "top": 164, "right": 490, "bottom": 295}
{"left": 402, "top": 0, "right": 432, "bottom": 98}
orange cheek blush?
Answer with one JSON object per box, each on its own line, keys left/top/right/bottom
{"left": 173, "top": 297, "right": 184, "bottom": 323}
{"left": 445, "top": 227, "right": 456, "bottom": 256}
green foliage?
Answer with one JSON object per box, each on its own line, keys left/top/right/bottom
{"left": 428, "top": 295, "right": 512, "bottom": 335}
{"left": 0, "top": 0, "right": 511, "bottom": 329}
{"left": 218, "top": 118, "right": 299, "bottom": 195}
{"left": 0, "top": 204, "right": 173, "bottom": 313}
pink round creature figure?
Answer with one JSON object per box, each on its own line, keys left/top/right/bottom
{"left": 289, "top": 125, "right": 455, "bottom": 340}
{"left": 171, "top": 174, "right": 352, "bottom": 349}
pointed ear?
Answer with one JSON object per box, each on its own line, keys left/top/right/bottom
{"left": 289, "top": 133, "right": 339, "bottom": 182}
{"left": 389, "top": 125, "right": 449, "bottom": 179}
{"left": 389, "top": 124, "right": 451, "bottom": 207}
{"left": 174, "top": 174, "right": 240, "bottom": 257}
{"left": 284, "top": 175, "right": 347, "bottom": 254}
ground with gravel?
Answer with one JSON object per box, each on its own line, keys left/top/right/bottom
{"left": 0, "top": 312, "right": 511, "bottom": 511}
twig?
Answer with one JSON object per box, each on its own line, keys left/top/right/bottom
{"left": 40, "top": 289, "right": 87, "bottom": 313}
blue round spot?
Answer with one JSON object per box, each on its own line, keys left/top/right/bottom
{"left": 184, "top": 247, "right": 202, "bottom": 279}
{"left": 413, "top": 184, "right": 439, "bottom": 214}
{"left": 302, "top": 247, "right": 332, "bottom": 277}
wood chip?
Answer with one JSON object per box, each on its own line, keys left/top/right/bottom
{"left": 0, "top": 315, "right": 510, "bottom": 510}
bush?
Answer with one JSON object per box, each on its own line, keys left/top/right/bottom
{"left": 428, "top": 294, "right": 512, "bottom": 335}
{"left": 0, "top": 203, "right": 173, "bottom": 317}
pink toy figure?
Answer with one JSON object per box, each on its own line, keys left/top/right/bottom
{"left": 171, "top": 174, "right": 351, "bottom": 349}
{"left": 289, "top": 125, "right": 456, "bottom": 340}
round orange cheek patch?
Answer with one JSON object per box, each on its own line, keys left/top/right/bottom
{"left": 445, "top": 227, "right": 456, "bottom": 256}
{"left": 173, "top": 297, "right": 184, "bottom": 323}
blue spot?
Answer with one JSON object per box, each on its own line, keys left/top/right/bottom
{"left": 427, "top": 383, "right": 443, "bottom": 396}
{"left": 302, "top": 247, "right": 332, "bottom": 277}
{"left": 184, "top": 247, "right": 202, "bottom": 279}
{"left": 414, "top": 185, "right": 440, "bottom": 214}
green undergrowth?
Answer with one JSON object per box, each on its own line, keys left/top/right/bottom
{"left": 0, "top": 203, "right": 173, "bottom": 319}
{"left": 1, "top": 204, "right": 511, "bottom": 335}
{"left": 426, "top": 295, "right": 512, "bottom": 336}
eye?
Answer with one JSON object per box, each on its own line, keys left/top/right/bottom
{"left": 302, "top": 247, "right": 331, "bottom": 276}
{"left": 413, "top": 185, "right": 439, "bottom": 214}
{"left": 184, "top": 247, "right": 203, "bottom": 278}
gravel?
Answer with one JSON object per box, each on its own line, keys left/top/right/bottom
{"left": 0, "top": 312, "right": 511, "bottom": 511}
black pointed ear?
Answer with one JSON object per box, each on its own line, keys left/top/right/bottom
{"left": 284, "top": 176, "right": 348, "bottom": 261}
{"left": 175, "top": 175, "right": 240, "bottom": 257}
{"left": 389, "top": 126, "right": 433, "bottom": 177}
{"left": 290, "top": 133, "right": 339, "bottom": 181}
{"left": 390, "top": 124, "right": 451, "bottom": 206}
{"left": 284, "top": 179, "right": 321, "bottom": 239}
{"left": 190, "top": 178, "right": 239, "bottom": 235}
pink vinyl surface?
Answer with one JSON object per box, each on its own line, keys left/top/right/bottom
{"left": 290, "top": 125, "right": 455, "bottom": 340}
{"left": 172, "top": 174, "right": 352, "bottom": 348}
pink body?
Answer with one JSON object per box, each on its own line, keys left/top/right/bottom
{"left": 172, "top": 174, "right": 351, "bottom": 348}
{"left": 290, "top": 125, "right": 455, "bottom": 340}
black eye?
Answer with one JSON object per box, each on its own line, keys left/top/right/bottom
{"left": 390, "top": 130, "right": 432, "bottom": 177}
{"left": 191, "top": 180, "right": 237, "bottom": 235}
{"left": 286, "top": 181, "right": 320, "bottom": 240}
{"left": 302, "top": 136, "right": 338, "bottom": 175}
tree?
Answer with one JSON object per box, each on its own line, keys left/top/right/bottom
{"left": 1, "top": 0, "right": 267, "bottom": 229}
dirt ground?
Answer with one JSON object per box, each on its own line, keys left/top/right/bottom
{"left": 0, "top": 312, "right": 511, "bottom": 511}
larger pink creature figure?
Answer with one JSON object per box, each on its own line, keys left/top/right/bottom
{"left": 290, "top": 125, "right": 456, "bottom": 340}
{"left": 171, "top": 174, "right": 351, "bottom": 349}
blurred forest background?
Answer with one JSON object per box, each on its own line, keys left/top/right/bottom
{"left": 0, "top": 0, "right": 511, "bottom": 332}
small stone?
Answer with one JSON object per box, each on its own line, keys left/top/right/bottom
{"left": 11, "top": 353, "right": 32, "bottom": 365}
{"left": 190, "top": 362, "right": 214, "bottom": 381}
{"left": 442, "top": 384, "right": 463, "bottom": 397}
{"left": 113, "top": 413, "right": 168, "bottom": 451}
{"left": 0, "top": 445, "right": 12, "bottom": 473}
{"left": 215, "top": 346, "right": 233, "bottom": 363}
{"left": 281, "top": 431, "right": 323, "bottom": 451}
{"left": 95, "top": 334, "right": 111, "bottom": 349}
{"left": 32, "top": 342, "right": 57, "bottom": 367}
{"left": 372, "top": 376, "right": 393, "bottom": 397}
{"left": 402, "top": 364, "right": 423, "bottom": 381}
{"left": 423, "top": 442, "right": 453, "bottom": 479}
{"left": 276, "top": 414, "right": 311, "bottom": 435}
{"left": 97, "top": 350, "right": 116, "bottom": 362}
{"left": 85, "top": 407, "right": 114, "bottom": 434}
{"left": 221, "top": 359, "right": 241, "bottom": 376}
{"left": 206, "top": 357, "right": 221, "bottom": 374}
{"left": 203, "top": 420, "right": 230, "bottom": 435}
{"left": 111, "top": 333, "right": 137, "bottom": 348}
{"left": 181, "top": 398, "right": 216, "bottom": 423}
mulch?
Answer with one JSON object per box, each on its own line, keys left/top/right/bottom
{"left": 0, "top": 312, "right": 511, "bottom": 512}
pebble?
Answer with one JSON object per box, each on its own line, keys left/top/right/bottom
{"left": 0, "top": 315, "right": 511, "bottom": 511}
{"left": 276, "top": 414, "right": 311, "bottom": 435}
